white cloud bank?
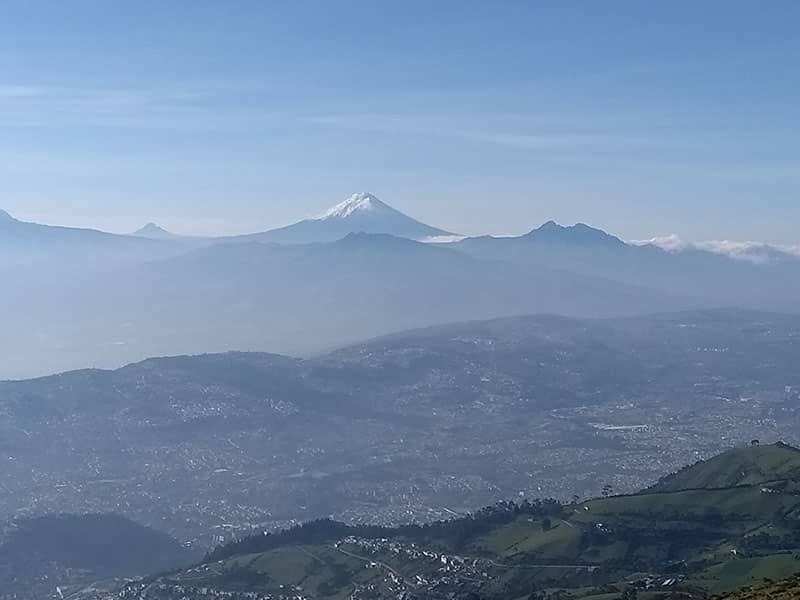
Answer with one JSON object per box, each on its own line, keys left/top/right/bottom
{"left": 632, "top": 235, "right": 800, "bottom": 265}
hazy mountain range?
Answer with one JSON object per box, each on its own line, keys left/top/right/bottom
{"left": 0, "top": 208, "right": 178, "bottom": 268}
{"left": 2, "top": 193, "right": 800, "bottom": 378}
{"left": 125, "top": 192, "right": 454, "bottom": 244}
{"left": 2, "top": 308, "right": 798, "bottom": 545}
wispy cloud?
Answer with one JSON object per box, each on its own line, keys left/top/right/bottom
{"left": 0, "top": 81, "right": 271, "bottom": 131}
{"left": 0, "top": 84, "right": 650, "bottom": 152}
{"left": 632, "top": 234, "right": 800, "bottom": 264}
{"left": 303, "top": 114, "right": 637, "bottom": 150}
{"left": 0, "top": 85, "right": 46, "bottom": 98}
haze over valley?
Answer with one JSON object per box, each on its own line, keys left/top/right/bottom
{"left": 3, "top": 193, "right": 800, "bottom": 379}
{"left": 3, "top": 309, "right": 800, "bottom": 599}
{"left": 4, "top": 3, "right": 800, "bottom": 599}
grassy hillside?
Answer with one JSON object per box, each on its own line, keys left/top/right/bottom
{"left": 102, "top": 442, "right": 800, "bottom": 600}
{"left": 651, "top": 442, "right": 800, "bottom": 492}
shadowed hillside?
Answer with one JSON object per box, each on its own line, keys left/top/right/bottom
{"left": 96, "top": 443, "right": 800, "bottom": 600}
{"left": 0, "top": 514, "right": 195, "bottom": 600}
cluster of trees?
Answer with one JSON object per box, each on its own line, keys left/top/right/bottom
{"left": 205, "top": 498, "right": 564, "bottom": 563}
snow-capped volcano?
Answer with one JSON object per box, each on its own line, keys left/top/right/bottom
{"left": 229, "top": 192, "right": 455, "bottom": 244}
{"left": 131, "top": 222, "right": 184, "bottom": 240}
{"left": 317, "top": 192, "right": 386, "bottom": 219}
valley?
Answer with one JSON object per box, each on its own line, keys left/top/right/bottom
{"left": 80, "top": 442, "right": 800, "bottom": 600}
{"left": 5, "top": 5, "right": 799, "bottom": 599}
{"left": 1, "top": 310, "right": 799, "bottom": 550}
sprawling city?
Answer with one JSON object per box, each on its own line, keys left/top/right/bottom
{"left": 2, "top": 3, "right": 799, "bottom": 600}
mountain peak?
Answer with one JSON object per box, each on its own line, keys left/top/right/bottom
{"left": 132, "top": 222, "right": 180, "bottom": 240}
{"left": 137, "top": 222, "right": 164, "bottom": 232}
{"left": 526, "top": 220, "right": 626, "bottom": 247}
{"left": 317, "top": 193, "right": 390, "bottom": 220}
{"left": 234, "top": 193, "right": 454, "bottom": 244}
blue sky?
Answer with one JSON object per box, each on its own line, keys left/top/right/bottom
{"left": 1, "top": 1, "right": 798, "bottom": 242}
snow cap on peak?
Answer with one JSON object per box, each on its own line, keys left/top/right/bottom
{"left": 131, "top": 222, "right": 182, "bottom": 240}
{"left": 137, "top": 222, "right": 167, "bottom": 234}
{"left": 317, "top": 192, "right": 387, "bottom": 220}
{"left": 0, "top": 209, "right": 17, "bottom": 222}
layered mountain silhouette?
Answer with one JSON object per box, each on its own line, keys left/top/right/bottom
{"left": 225, "top": 192, "right": 455, "bottom": 244}
{"left": 454, "top": 221, "right": 800, "bottom": 310}
{"left": 0, "top": 209, "right": 176, "bottom": 267}
{"left": 0, "top": 231, "right": 680, "bottom": 378}
{"left": 2, "top": 197, "right": 800, "bottom": 378}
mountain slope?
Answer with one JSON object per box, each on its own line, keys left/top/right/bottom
{"left": 0, "top": 209, "right": 179, "bottom": 267}
{"left": 102, "top": 443, "right": 800, "bottom": 600}
{"left": 720, "top": 577, "right": 800, "bottom": 600}
{"left": 227, "top": 192, "right": 455, "bottom": 243}
{"left": 0, "top": 513, "right": 194, "bottom": 600}
{"left": 454, "top": 221, "right": 800, "bottom": 314}
{"left": 0, "top": 514, "right": 191, "bottom": 576}
{"left": 131, "top": 222, "right": 187, "bottom": 241}
{"left": 651, "top": 442, "right": 800, "bottom": 492}
{"left": 0, "top": 231, "right": 690, "bottom": 378}
{"left": 2, "top": 309, "right": 799, "bottom": 549}
{"left": 3, "top": 210, "right": 800, "bottom": 379}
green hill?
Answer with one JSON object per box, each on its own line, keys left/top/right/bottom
{"left": 651, "top": 442, "right": 800, "bottom": 493}
{"left": 105, "top": 443, "right": 800, "bottom": 600}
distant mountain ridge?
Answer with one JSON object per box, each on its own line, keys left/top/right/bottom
{"left": 523, "top": 219, "right": 627, "bottom": 247}
{"left": 225, "top": 192, "right": 455, "bottom": 244}
{"left": 0, "top": 208, "right": 176, "bottom": 267}
{"left": 2, "top": 307, "right": 798, "bottom": 541}
{"left": 3, "top": 202, "right": 800, "bottom": 378}
{"left": 0, "top": 229, "right": 683, "bottom": 377}
{"left": 454, "top": 220, "right": 800, "bottom": 314}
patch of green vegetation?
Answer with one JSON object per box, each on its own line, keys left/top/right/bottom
{"left": 180, "top": 545, "right": 381, "bottom": 599}
{"left": 161, "top": 443, "right": 800, "bottom": 600}
{"left": 691, "top": 554, "right": 800, "bottom": 595}
{"left": 579, "top": 485, "right": 796, "bottom": 523}
{"left": 480, "top": 517, "right": 582, "bottom": 559}
{"left": 652, "top": 443, "right": 800, "bottom": 493}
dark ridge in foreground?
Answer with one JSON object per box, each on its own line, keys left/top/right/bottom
{"left": 98, "top": 442, "right": 800, "bottom": 600}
